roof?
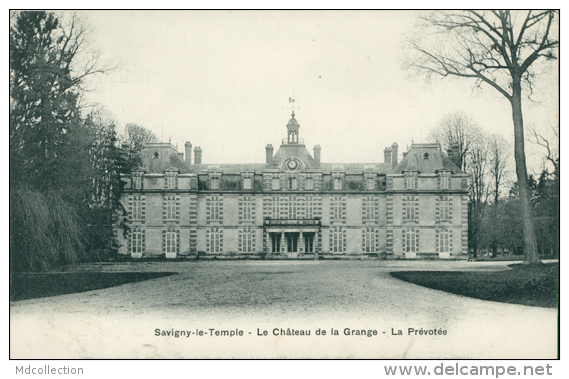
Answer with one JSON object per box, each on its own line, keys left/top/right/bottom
{"left": 140, "top": 143, "right": 193, "bottom": 174}
{"left": 191, "top": 163, "right": 267, "bottom": 174}
{"left": 393, "top": 144, "right": 462, "bottom": 174}
{"left": 286, "top": 112, "right": 299, "bottom": 129}
{"left": 319, "top": 163, "right": 393, "bottom": 174}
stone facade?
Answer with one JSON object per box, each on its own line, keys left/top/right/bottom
{"left": 116, "top": 113, "right": 469, "bottom": 260}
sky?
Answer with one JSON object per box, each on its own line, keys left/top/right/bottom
{"left": 79, "top": 10, "right": 558, "bottom": 173}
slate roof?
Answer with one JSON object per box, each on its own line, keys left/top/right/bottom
{"left": 141, "top": 143, "right": 193, "bottom": 174}
{"left": 393, "top": 144, "right": 462, "bottom": 174}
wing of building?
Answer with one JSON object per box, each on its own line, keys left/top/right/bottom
{"left": 117, "top": 112, "right": 469, "bottom": 260}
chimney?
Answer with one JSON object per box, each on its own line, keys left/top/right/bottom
{"left": 450, "top": 143, "right": 460, "bottom": 167}
{"left": 194, "top": 146, "right": 202, "bottom": 164}
{"left": 265, "top": 144, "right": 273, "bottom": 164}
{"left": 384, "top": 147, "right": 392, "bottom": 164}
{"left": 391, "top": 142, "right": 398, "bottom": 168}
{"left": 314, "top": 145, "right": 321, "bottom": 165}
{"left": 185, "top": 141, "right": 192, "bottom": 165}
{"left": 178, "top": 152, "right": 184, "bottom": 160}
{"left": 402, "top": 151, "right": 408, "bottom": 158}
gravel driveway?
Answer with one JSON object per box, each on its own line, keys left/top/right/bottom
{"left": 10, "top": 260, "right": 558, "bottom": 359}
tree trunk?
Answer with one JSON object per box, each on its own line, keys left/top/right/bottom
{"left": 510, "top": 81, "right": 540, "bottom": 264}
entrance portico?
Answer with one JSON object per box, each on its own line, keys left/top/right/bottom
{"left": 267, "top": 229, "right": 318, "bottom": 258}
{"left": 264, "top": 217, "right": 321, "bottom": 258}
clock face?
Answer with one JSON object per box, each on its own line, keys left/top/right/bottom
{"left": 287, "top": 160, "right": 298, "bottom": 170}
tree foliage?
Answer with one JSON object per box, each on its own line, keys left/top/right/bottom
{"left": 405, "top": 10, "right": 558, "bottom": 264}
{"left": 10, "top": 11, "right": 111, "bottom": 271}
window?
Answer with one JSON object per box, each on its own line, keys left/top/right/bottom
{"left": 166, "top": 198, "right": 176, "bottom": 220}
{"left": 165, "top": 231, "right": 177, "bottom": 254}
{"left": 209, "top": 197, "right": 221, "bottom": 220}
{"left": 423, "top": 152, "right": 430, "bottom": 160}
{"left": 366, "top": 178, "right": 375, "bottom": 191}
{"left": 242, "top": 197, "right": 253, "bottom": 220}
{"left": 439, "top": 231, "right": 450, "bottom": 253}
{"left": 333, "top": 177, "right": 343, "bottom": 190}
{"left": 288, "top": 197, "right": 297, "bottom": 218}
{"left": 243, "top": 177, "right": 252, "bottom": 190}
{"left": 153, "top": 151, "right": 160, "bottom": 159}
{"left": 404, "top": 196, "right": 417, "bottom": 221}
{"left": 241, "top": 228, "right": 254, "bottom": 253}
{"left": 305, "top": 197, "right": 313, "bottom": 219}
{"left": 210, "top": 177, "right": 220, "bottom": 190}
{"left": 405, "top": 175, "right": 416, "bottom": 190}
{"left": 271, "top": 197, "right": 279, "bottom": 219}
{"left": 272, "top": 177, "right": 280, "bottom": 190}
{"left": 132, "top": 198, "right": 142, "bottom": 220}
{"left": 331, "top": 228, "right": 344, "bottom": 253}
{"left": 364, "top": 198, "right": 375, "bottom": 220}
{"left": 209, "top": 229, "right": 222, "bottom": 253}
{"left": 288, "top": 177, "right": 297, "bottom": 190}
{"left": 132, "top": 176, "right": 142, "bottom": 189}
{"left": 131, "top": 229, "right": 142, "bottom": 254}
{"left": 364, "top": 229, "right": 375, "bottom": 253}
{"left": 305, "top": 177, "right": 313, "bottom": 190}
{"left": 440, "top": 175, "right": 451, "bottom": 190}
{"left": 280, "top": 197, "right": 289, "bottom": 218}
{"left": 332, "top": 198, "right": 343, "bottom": 220}
{"left": 404, "top": 230, "right": 417, "bottom": 253}
{"left": 166, "top": 175, "right": 176, "bottom": 189}
{"left": 440, "top": 196, "right": 451, "bottom": 221}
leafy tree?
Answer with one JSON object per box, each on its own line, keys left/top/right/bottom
{"left": 405, "top": 10, "right": 558, "bottom": 264}
{"left": 10, "top": 11, "right": 104, "bottom": 271}
{"left": 82, "top": 107, "right": 130, "bottom": 258}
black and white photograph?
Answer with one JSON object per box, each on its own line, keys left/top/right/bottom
{"left": 9, "top": 9, "right": 559, "bottom": 364}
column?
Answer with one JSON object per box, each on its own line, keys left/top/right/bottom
{"left": 280, "top": 231, "right": 286, "bottom": 255}
{"left": 299, "top": 232, "right": 304, "bottom": 254}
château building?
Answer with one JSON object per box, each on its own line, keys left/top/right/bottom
{"left": 116, "top": 112, "right": 469, "bottom": 260}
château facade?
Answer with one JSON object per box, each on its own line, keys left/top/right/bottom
{"left": 116, "top": 112, "right": 469, "bottom": 260}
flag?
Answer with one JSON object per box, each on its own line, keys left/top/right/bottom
{"left": 289, "top": 97, "right": 294, "bottom": 103}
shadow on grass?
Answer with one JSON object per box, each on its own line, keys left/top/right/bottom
{"left": 390, "top": 263, "right": 559, "bottom": 308}
{"left": 10, "top": 272, "right": 177, "bottom": 302}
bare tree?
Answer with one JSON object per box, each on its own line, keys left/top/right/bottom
{"left": 486, "top": 133, "right": 512, "bottom": 256}
{"left": 528, "top": 124, "right": 559, "bottom": 177}
{"left": 405, "top": 10, "right": 558, "bottom": 264}
{"left": 487, "top": 133, "right": 512, "bottom": 204}
{"left": 428, "top": 111, "right": 483, "bottom": 172}
{"left": 121, "top": 123, "right": 158, "bottom": 153}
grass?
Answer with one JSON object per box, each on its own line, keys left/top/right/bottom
{"left": 390, "top": 262, "right": 559, "bottom": 308}
{"left": 10, "top": 272, "right": 176, "bottom": 302}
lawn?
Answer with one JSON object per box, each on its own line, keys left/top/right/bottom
{"left": 10, "top": 272, "right": 176, "bottom": 302}
{"left": 390, "top": 262, "right": 559, "bottom": 308}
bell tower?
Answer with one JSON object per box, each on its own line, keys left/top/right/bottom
{"left": 286, "top": 111, "right": 300, "bottom": 144}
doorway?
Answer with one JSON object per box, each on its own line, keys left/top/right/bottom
{"left": 286, "top": 232, "right": 299, "bottom": 253}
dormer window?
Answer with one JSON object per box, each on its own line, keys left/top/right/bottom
{"left": 164, "top": 168, "right": 179, "bottom": 190}
{"left": 243, "top": 177, "right": 252, "bottom": 190}
{"left": 440, "top": 174, "right": 451, "bottom": 190}
{"left": 288, "top": 177, "right": 297, "bottom": 190}
{"left": 404, "top": 171, "right": 418, "bottom": 190}
{"left": 132, "top": 175, "right": 142, "bottom": 190}
{"left": 333, "top": 177, "right": 343, "bottom": 190}
{"left": 211, "top": 177, "right": 220, "bottom": 190}
{"left": 272, "top": 177, "right": 281, "bottom": 190}
{"left": 166, "top": 175, "right": 176, "bottom": 190}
